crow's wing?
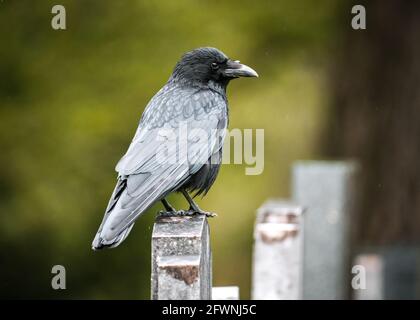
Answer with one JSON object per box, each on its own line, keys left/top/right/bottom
{"left": 117, "top": 85, "right": 226, "bottom": 175}
{"left": 98, "top": 86, "right": 227, "bottom": 243}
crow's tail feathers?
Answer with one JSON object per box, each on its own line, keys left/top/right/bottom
{"left": 92, "top": 177, "right": 142, "bottom": 250}
{"left": 91, "top": 177, "right": 129, "bottom": 250}
{"left": 92, "top": 222, "right": 134, "bottom": 250}
{"left": 92, "top": 166, "right": 187, "bottom": 250}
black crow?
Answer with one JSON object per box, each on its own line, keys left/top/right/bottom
{"left": 92, "top": 47, "right": 258, "bottom": 250}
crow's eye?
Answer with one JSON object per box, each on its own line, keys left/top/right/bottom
{"left": 211, "top": 62, "right": 219, "bottom": 70}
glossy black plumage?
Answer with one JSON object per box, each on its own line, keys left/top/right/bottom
{"left": 92, "top": 47, "right": 257, "bottom": 249}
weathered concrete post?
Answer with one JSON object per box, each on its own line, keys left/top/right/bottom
{"left": 252, "top": 199, "right": 304, "bottom": 299}
{"left": 353, "top": 246, "right": 420, "bottom": 300}
{"left": 292, "top": 161, "right": 358, "bottom": 299}
{"left": 212, "top": 286, "right": 240, "bottom": 300}
{"left": 353, "top": 253, "right": 384, "bottom": 300}
{"left": 151, "top": 215, "right": 212, "bottom": 300}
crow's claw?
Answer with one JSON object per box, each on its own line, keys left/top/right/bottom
{"left": 185, "top": 209, "right": 217, "bottom": 218}
{"left": 158, "top": 209, "right": 217, "bottom": 218}
{"left": 158, "top": 210, "right": 196, "bottom": 217}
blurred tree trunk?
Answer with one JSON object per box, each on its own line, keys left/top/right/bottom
{"left": 325, "top": 0, "right": 420, "bottom": 245}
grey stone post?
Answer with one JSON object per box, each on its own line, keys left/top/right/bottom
{"left": 292, "top": 161, "right": 358, "bottom": 299}
{"left": 252, "top": 199, "right": 304, "bottom": 299}
{"left": 353, "top": 253, "right": 384, "bottom": 300}
{"left": 151, "top": 215, "right": 212, "bottom": 300}
{"left": 212, "top": 286, "right": 240, "bottom": 300}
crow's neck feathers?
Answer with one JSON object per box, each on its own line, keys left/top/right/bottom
{"left": 168, "top": 76, "right": 227, "bottom": 98}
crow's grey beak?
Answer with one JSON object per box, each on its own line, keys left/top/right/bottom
{"left": 224, "top": 60, "right": 259, "bottom": 78}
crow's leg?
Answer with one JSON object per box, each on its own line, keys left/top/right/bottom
{"left": 181, "top": 190, "right": 217, "bottom": 218}
{"left": 161, "top": 198, "right": 176, "bottom": 212}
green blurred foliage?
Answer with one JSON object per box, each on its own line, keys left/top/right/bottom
{"left": 0, "top": 0, "right": 339, "bottom": 298}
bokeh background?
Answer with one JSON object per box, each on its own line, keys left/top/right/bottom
{"left": 1, "top": 0, "right": 419, "bottom": 299}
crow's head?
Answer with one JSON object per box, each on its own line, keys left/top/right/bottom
{"left": 171, "top": 47, "right": 258, "bottom": 86}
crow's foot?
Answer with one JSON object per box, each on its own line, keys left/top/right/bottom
{"left": 158, "top": 209, "right": 217, "bottom": 218}
{"left": 158, "top": 210, "right": 195, "bottom": 217}
{"left": 185, "top": 208, "right": 217, "bottom": 218}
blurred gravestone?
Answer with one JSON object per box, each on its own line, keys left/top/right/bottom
{"left": 212, "top": 286, "right": 239, "bottom": 300}
{"left": 292, "top": 161, "right": 358, "bottom": 299}
{"left": 353, "top": 253, "right": 384, "bottom": 300}
{"left": 383, "top": 246, "right": 419, "bottom": 300}
{"left": 252, "top": 199, "right": 304, "bottom": 299}
{"left": 353, "top": 246, "right": 420, "bottom": 300}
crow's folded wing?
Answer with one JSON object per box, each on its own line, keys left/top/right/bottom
{"left": 102, "top": 87, "right": 227, "bottom": 240}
